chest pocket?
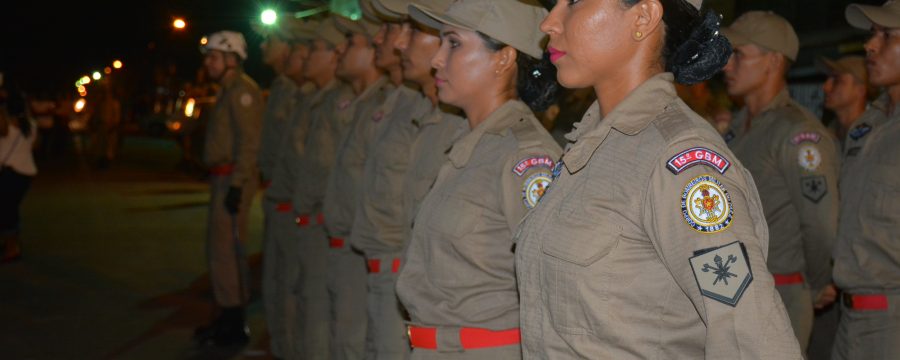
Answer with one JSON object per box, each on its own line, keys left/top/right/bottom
{"left": 541, "top": 204, "right": 623, "bottom": 335}
{"left": 869, "top": 165, "right": 900, "bottom": 224}
{"left": 425, "top": 194, "right": 484, "bottom": 239}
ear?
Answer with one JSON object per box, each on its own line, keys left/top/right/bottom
{"left": 493, "top": 46, "right": 518, "bottom": 76}
{"left": 632, "top": 0, "right": 664, "bottom": 41}
{"left": 765, "top": 51, "right": 785, "bottom": 75}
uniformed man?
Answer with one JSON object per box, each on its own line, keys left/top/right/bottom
{"left": 324, "top": 14, "right": 393, "bottom": 360}
{"left": 832, "top": 2, "right": 900, "bottom": 358}
{"left": 256, "top": 19, "right": 318, "bottom": 358}
{"left": 721, "top": 12, "right": 840, "bottom": 353}
{"left": 194, "top": 30, "right": 263, "bottom": 347}
{"left": 348, "top": 1, "right": 431, "bottom": 358}
{"left": 820, "top": 56, "right": 872, "bottom": 145}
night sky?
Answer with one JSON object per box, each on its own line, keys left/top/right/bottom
{"left": 0, "top": 0, "right": 887, "bottom": 96}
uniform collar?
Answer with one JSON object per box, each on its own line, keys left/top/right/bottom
{"left": 731, "top": 88, "right": 792, "bottom": 132}
{"left": 447, "top": 99, "right": 532, "bottom": 168}
{"left": 353, "top": 76, "right": 390, "bottom": 105}
{"left": 562, "top": 73, "right": 677, "bottom": 174}
{"left": 220, "top": 69, "right": 243, "bottom": 90}
{"left": 309, "top": 79, "right": 341, "bottom": 107}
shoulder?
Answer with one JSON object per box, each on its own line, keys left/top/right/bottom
{"left": 508, "top": 113, "right": 562, "bottom": 156}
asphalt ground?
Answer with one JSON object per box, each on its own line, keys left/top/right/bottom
{"left": 0, "top": 136, "right": 274, "bottom": 359}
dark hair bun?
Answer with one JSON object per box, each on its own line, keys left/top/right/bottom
{"left": 668, "top": 11, "right": 732, "bottom": 85}
{"left": 517, "top": 51, "right": 561, "bottom": 112}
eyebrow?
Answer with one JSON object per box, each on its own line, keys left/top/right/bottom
{"left": 440, "top": 30, "right": 459, "bottom": 38}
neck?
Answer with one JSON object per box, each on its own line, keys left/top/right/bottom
{"left": 271, "top": 62, "right": 285, "bottom": 75}
{"left": 388, "top": 65, "right": 403, "bottom": 86}
{"left": 314, "top": 72, "right": 335, "bottom": 89}
{"left": 835, "top": 101, "right": 867, "bottom": 131}
{"left": 352, "top": 67, "right": 382, "bottom": 95}
{"left": 419, "top": 77, "right": 438, "bottom": 105}
{"left": 464, "top": 89, "right": 514, "bottom": 129}
{"left": 287, "top": 72, "right": 305, "bottom": 87}
{"left": 888, "top": 84, "right": 900, "bottom": 116}
{"left": 592, "top": 63, "right": 659, "bottom": 117}
{"left": 744, "top": 79, "right": 785, "bottom": 120}
{"left": 219, "top": 68, "right": 238, "bottom": 84}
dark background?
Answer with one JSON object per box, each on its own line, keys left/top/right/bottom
{"left": 0, "top": 0, "right": 887, "bottom": 95}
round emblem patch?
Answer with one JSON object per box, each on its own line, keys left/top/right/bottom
{"left": 681, "top": 175, "right": 733, "bottom": 233}
{"left": 522, "top": 173, "right": 551, "bottom": 209}
{"left": 798, "top": 144, "right": 821, "bottom": 172}
{"left": 240, "top": 93, "right": 253, "bottom": 107}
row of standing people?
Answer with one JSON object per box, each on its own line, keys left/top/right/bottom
{"left": 194, "top": 0, "right": 900, "bottom": 359}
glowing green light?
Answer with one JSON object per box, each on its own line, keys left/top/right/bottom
{"left": 261, "top": 9, "right": 277, "bottom": 25}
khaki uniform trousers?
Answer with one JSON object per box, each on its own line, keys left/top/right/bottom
{"left": 776, "top": 282, "right": 814, "bottom": 353}
{"left": 288, "top": 223, "right": 331, "bottom": 360}
{"left": 327, "top": 240, "right": 368, "bottom": 360}
{"left": 260, "top": 197, "right": 286, "bottom": 357}
{"left": 206, "top": 172, "right": 256, "bottom": 307}
{"left": 831, "top": 294, "right": 900, "bottom": 360}
{"left": 365, "top": 254, "right": 410, "bottom": 360}
{"left": 410, "top": 344, "right": 520, "bottom": 360}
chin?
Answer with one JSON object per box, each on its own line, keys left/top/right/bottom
{"left": 556, "top": 68, "right": 589, "bottom": 90}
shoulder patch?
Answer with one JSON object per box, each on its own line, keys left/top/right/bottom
{"left": 801, "top": 176, "right": 827, "bottom": 203}
{"left": 849, "top": 123, "right": 872, "bottom": 140}
{"left": 682, "top": 175, "right": 733, "bottom": 233}
{"left": 689, "top": 241, "right": 753, "bottom": 307}
{"left": 791, "top": 132, "right": 821, "bottom": 145}
{"left": 513, "top": 156, "right": 555, "bottom": 177}
{"left": 667, "top": 147, "right": 731, "bottom": 175}
{"left": 798, "top": 144, "right": 822, "bottom": 172}
{"left": 522, "top": 172, "right": 551, "bottom": 209}
{"left": 240, "top": 93, "right": 253, "bottom": 107}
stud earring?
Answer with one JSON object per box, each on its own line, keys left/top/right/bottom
{"left": 635, "top": 31, "right": 643, "bottom": 39}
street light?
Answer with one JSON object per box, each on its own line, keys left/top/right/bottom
{"left": 261, "top": 9, "right": 277, "bottom": 25}
{"left": 92, "top": 71, "right": 102, "bottom": 80}
{"left": 112, "top": 60, "right": 123, "bottom": 69}
{"left": 173, "top": 18, "right": 186, "bottom": 30}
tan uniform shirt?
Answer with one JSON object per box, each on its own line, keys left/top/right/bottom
{"left": 291, "top": 80, "right": 356, "bottom": 214}
{"left": 350, "top": 86, "right": 429, "bottom": 256}
{"left": 402, "top": 106, "right": 466, "bottom": 239}
{"left": 834, "top": 94, "right": 900, "bottom": 293}
{"left": 396, "top": 100, "right": 562, "bottom": 329}
{"left": 516, "top": 74, "right": 801, "bottom": 359}
{"left": 323, "top": 77, "right": 394, "bottom": 237}
{"left": 203, "top": 70, "right": 264, "bottom": 187}
{"left": 727, "top": 90, "right": 839, "bottom": 291}
{"left": 258, "top": 75, "right": 300, "bottom": 181}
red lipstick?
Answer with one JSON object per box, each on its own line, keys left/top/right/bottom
{"left": 548, "top": 47, "right": 566, "bottom": 63}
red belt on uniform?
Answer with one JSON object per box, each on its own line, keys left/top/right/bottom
{"left": 209, "top": 164, "right": 235, "bottom": 176}
{"left": 773, "top": 272, "right": 804, "bottom": 286}
{"left": 275, "top": 202, "right": 293, "bottom": 213}
{"left": 407, "top": 326, "right": 520, "bottom": 350}
{"left": 842, "top": 293, "right": 889, "bottom": 311}
{"left": 295, "top": 213, "right": 325, "bottom": 227}
{"left": 329, "top": 237, "right": 346, "bottom": 249}
{"left": 367, "top": 258, "right": 401, "bottom": 274}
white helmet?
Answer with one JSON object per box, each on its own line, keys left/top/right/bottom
{"left": 200, "top": 31, "right": 248, "bottom": 60}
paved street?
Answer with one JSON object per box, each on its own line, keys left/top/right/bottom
{"left": 0, "top": 137, "right": 273, "bottom": 359}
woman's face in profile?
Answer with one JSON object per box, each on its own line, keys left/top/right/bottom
{"left": 541, "top": 0, "right": 636, "bottom": 89}
{"left": 431, "top": 25, "right": 499, "bottom": 108}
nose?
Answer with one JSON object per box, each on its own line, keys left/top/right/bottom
{"left": 722, "top": 56, "right": 736, "bottom": 74}
{"left": 823, "top": 77, "right": 834, "bottom": 93}
{"left": 431, "top": 43, "right": 447, "bottom": 70}
{"left": 540, "top": 3, "right": 561, "bottom": 36}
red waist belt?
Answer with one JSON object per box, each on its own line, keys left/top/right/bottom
{"left": 329, "top": 237, "right": 345, "bottom": 249}
{"left": 295, "top": 213, "right": 324, "bottom": 227}
{"left": 773, "top": 272, "right": 804, "bottom": 286}
{"left": 276, "top": 202, "right": 292, "bottom": 213}
{"left": 408, "top": 326, "right": 520, "bottom": 350}
{"left": 368, "top": 258, "right": 401, "bottom": 274}
{"left": 209, "top": 164, "right": 235, "bottom": 176}
{"left": 842, "top": 293, "right": 889, "bottom": 311}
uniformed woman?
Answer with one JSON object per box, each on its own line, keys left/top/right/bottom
{"left": 396, "top": 0, "right": 562, "bottom": 358}
{"left": 515, "top": 0, "right": 804, "bottom": 358}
